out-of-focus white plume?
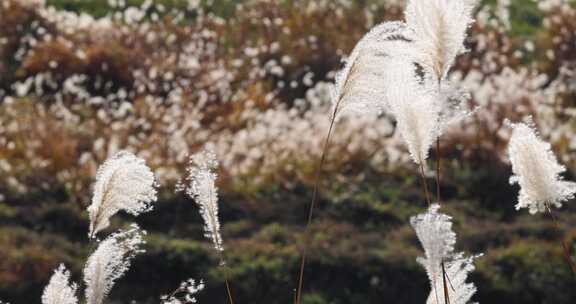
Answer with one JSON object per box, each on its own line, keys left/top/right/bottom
{"left": 405, "top": 0, "right": 477, "bottom": 80}
{"left": 507, "top": 119, "right": 576, "bottom": 214}
{"left": 88, "top": 151, "right": 157, "bottom": 238}
{"left": 42, "top": 264, "right": 78, "bottom": 304}
{"left": 84, "top": 224, "right": 146, "bottom": 304}
{"left": 411, "top": 204, "right": 480, "bottom": 304}
{"left": 179, "top": 149, "right": 224, "bottom": 253}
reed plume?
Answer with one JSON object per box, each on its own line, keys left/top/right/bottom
{"left": 179, "top": 149, "right": 233, "bottom": 304}
{"left": 87, "top": 151, "right": 158, "bottom": 238}
{"left": 161, "top": 279, "right": 205, "bottom": 304}
{"left": 507, "top": 119, "right": 576, "bottom": 214}
{"left": 405, "top": 0, "right": 477, "bottom": 81}
{"left": 332, "top": 21, "right": 417, "bottom": 118}
{"left": 180, "top": 149, "right": 224, "bottom": 253}
{"left": 385, "top": 59, "right": 441, "bottom": 165}
{"left": 411, "top": 204, "right": 481, "bottom": 304}
{"left": 84, "top": 224, "right": 145, "bottom": 304}
{"left": 42, "top": 264, "right": 78, "bottom": 304}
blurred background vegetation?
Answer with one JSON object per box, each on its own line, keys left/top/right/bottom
{"left": 1, "top": 0, "right": 576, "bottom": 303}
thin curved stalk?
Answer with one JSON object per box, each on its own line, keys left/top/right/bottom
{"left": 295, "top": 99, "right": 341, "bottom": 304}
{"left": 546, "top": 204, "right": 576, "bottom": 276}
{"left": 436, "top": 138, "right": 441, "bottom": 203}
{"left": 218, "top": 253, "right": 235, "bottom": 304}
{"left": 441, "top": 261, "right": 451, "bottom": 304}
{"left": 224, "top": 276, "right": 234, "bottom": 304}
{"left": 419, "top": 163, "right": 432, "bottom": 206}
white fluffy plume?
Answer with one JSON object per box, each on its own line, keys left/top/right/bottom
{"left": 330, "top": 22, "right": 442, "bottom": 164}
{"left": 405, "top": 0, "right": 477, "bottom": 80}
{"left": 507, "top": 119, "right": 576, "bottom": 214}
{"left": 180, "top": 149, "right": 224, "bottom": 253}
{"left": 88, "top": 151, "right": 157, "bottom": 238}
{"left": 411, "top": 204, "right": 480, "bottom": 304}
{"left": 424, "top": 253, "right": 479, "bottom": 304}
{"left": 42, "top": 264, "right": 78, "bottom": 304}
{"left": 331, "top": 21, "right": 419, "bottom": 118}
{"left": 84, "top": 224, "right": 145, "bottom": 304}
{"left": 161, "top": 278, "right": 205, "bottom": 304}
{"left": 385, "top": 60, "right": 441, "bottom": 165}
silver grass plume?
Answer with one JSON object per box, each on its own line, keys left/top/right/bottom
{"left": 42, "top": 264, "right": 78, "bottom": 304}
{"left": 88, "top": 151, "right": 157, "bottom": 238}
{"left": 405, "top": 0, "right": 477, "bottom": 81}
{"left": 385, "top": 59, "right": 441, "bottom": 165}
{"left": 424, "top": 253, "right": 479, "bottom": 304}
{"left": 180, "top": 149, "right": 224, "bottom": 253}
{"left": 84, "top": 224, "right": 145, "bottom": 304}
{"left": 161, "top": 278, "right": 205, "bottom": 304}
{"left": 411, "top": 204, "right": 481, "bottom": 304}
{"left": 331, "top": 21, "right": 420, "bottom": 118}
{"left": 507, "top": 119, "right": 576, "bottom": 214}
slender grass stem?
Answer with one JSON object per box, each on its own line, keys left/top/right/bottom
{"left": 419, "top": 163, "right": 432, "bottom": 206}
{"left": 218, "top": 251, "right": 234, "bottom": 304}
{"left": 295, "top": 101, "right": 340, "bottom": 304}
{"left": 546, "top": 204, "right": 576, "bottom": 276}
{"left": 221, "top": 263, "right": 234, "bottom": 304}
{"left": 224, "top": 276, "right": 234, "bottom": 304}
{"left": 441, "top": 261, "right": 451, "bottom": 304}
{"left": 435, "top": 137, "right": 441, "bottom": 204}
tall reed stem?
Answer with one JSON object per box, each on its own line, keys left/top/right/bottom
{"left": 441, "top": 261, "right": 450, "bottom": 304}
{"left": 218, "top": 252, "right": 235, "bottom": 304}
{"left": 419, "top": 163, "right": 432, "bottom": 206}
{"left": 435, "top": 138, "right": 441, "bottom": 203}
{"left": 546, "top": 204, "right": 576, "bottom": 276}
{"left": 295, "top": 101, "right": 340, "bottom": 304}
{"left": 224, "top": 275, "right": 234, "bottom": 304}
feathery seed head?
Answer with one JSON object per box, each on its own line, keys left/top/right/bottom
{"left": 423, "top": 253, "right": 481, "bottom": 304}
{"left": 42, "top": 264, "right": 78, "bottom": 304}
{"left": 88, "top": 151, "right": 157, "bottom": 238}
{"left": 411, "top": 204, "right": 456, "bottom": 264}
{"left": 331, "top": 21, "right": 419, "bottom": 118}
{"left": 507, "top": 118, "right": 576, "bottom": 214}
{"left": 161, "top": 278, "right": 205, "bottom": 304}
{"left": 180, "top": 149, "right": 224, "bottom": 253}
{"left": 386, "top": 60, "right": 442, "bottom": 165}
{"left": 411, "top": 204, "right": 481, "bottom": 304}
{"left": 405, "top": 0, "right": 477, "bottom": 80}
{"left": 84, "top": 224, "right": 145, "bottom": 304}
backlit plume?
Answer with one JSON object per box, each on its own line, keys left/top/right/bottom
{"left": 411, "top": 204, "right": 480, "bottom": 304}
{"left": 405, "top": 0, "right": 477, "bottom": 80}
{"left": 87, "top": 151, "right": 157, "bottom": 238}
{"left": 331, "top": 21, "right": 418, "bottom": 118}
{"left": 42, "top": 264, "right": 78, "bottom": 304}
{"left": 507, "top": 119, "right": 576, "bottom": 214}
{"left": 385, "top": 60, "right": 441, "bottom": 165}
{"left": 161, "top": 279, "right": 205, "bottom": 304}
{"left": 84, "top": 224, "right": 146, "bottom": 304}
{"left": 180, "top": 149, "right": 224, "bottom": 253}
